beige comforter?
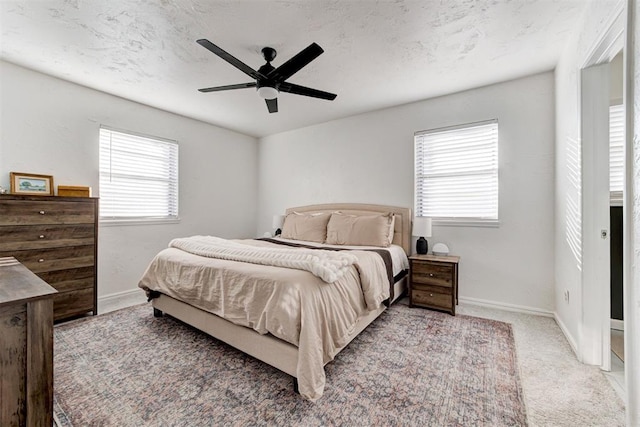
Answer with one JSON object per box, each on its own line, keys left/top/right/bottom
{"left": 138, "top": 238, "right": 390, "bottom": 401}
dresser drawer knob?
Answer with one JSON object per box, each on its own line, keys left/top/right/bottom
{"left": 39, "top": 235, "right": 45, "bottom": 239}
{"left": 429, "top": 273, "right": 434, "bottom": 277}
{"left": 39, "top": 210, "right": 45, "bottom": 215}
{"left": 429, "top": 293, "right": 434, "bottom": 297}
{"left": 38, "top": 258, "right": 44, "bottom": 263}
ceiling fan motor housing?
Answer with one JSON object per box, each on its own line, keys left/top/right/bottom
{"left": 261, "top": 47, "right": 277, "bottom": 62}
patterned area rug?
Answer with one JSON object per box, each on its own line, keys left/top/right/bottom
{"left": 54, "top": 301, "right": 527, "bottom": 426}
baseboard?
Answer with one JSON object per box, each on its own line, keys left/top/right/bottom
{"left": 610, "top": 319, "right": 624, "bottom": 331}
{"left": 553, "top": 312, "right": 580, "bottom": 359}
{"left": 98, "top": 288, "right": 148, "bottom": 314}
{"left": 459, "top": 296, "right": 554, "bottom": 317}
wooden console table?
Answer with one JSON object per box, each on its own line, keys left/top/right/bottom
{"left": 0, "top": 256, "right": 57, "bottom": 426}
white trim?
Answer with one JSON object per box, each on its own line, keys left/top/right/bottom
{"left": 433, "top": 219, "right": 500, "bottom": 228}
{"left": 414, "top": 118, "right": 498, "bottom": 136}
{"left": 100, "top": 217, "right": 181, "bottom": 227}
{"left": 624, "top": 2, "right": 640, "bottom": 424}
{"left": 581, "top": 2, "right": 625, "bottom": 67}
{"left": 98, "top": 288, "right": 148, "bottom": 314}
{"left": 611, "top": 318, "right": 625, "bottom": 331}
{"left": 458, "top": 296, "right": 554, "bottom": 317}
{"left": 555, "top": 312, "right": 580, "bottom": 359}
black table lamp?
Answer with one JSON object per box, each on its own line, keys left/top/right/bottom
{"left": 412, "top": 217, "right": 432, "bottom": 255}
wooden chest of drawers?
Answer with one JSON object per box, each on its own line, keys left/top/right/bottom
{"left": 409, "top": 254, "right": 460, "bottom": 315}
{"left": 0, "top": 195, "right": 98, "bottom": 321}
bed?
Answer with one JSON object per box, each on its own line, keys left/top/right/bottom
{"left": 138, "top": 203, "right": 411, "bottom": 401}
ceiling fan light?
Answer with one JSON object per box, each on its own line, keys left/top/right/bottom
{"left": 257, "top": 86, "right": 278, "bottom": 100}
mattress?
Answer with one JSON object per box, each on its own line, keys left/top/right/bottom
{"left": 138, "top": 237, "right": 406, "bottom": 400}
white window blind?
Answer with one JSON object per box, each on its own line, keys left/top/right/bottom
{"left": 415, "top": 120, "right": 498, "bottom": 224}
{"left": 99, "top": 126, "right": 178, "bottom": 221}
{"left": 609, "top": 104, "right": 624, "bottom": 202}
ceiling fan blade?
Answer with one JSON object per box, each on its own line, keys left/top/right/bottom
{"left": 268, "top": 43, "right": 324, "bottom": 82}
{"left": 279, "top": 82, "right": 337, "bottom": 100}
{"left": 198, "top": 82, "right": 257, "bottom": 93}
{"left": 197, "top": 39, "right": 267, "bottom": 80}
{"left": 265, "top": 98, "right": 278, "bottom": 113}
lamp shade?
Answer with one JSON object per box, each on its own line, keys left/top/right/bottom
{"left": 412, "top": 217, "right": 432, "bottom": 237}
{"left": 272, "top": 214, "right": 285, "bottom": 229}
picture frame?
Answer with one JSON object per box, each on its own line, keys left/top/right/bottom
{"left": 10, "top": 172, "right": 54, "bottom": 196}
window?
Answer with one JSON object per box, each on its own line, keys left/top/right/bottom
{"left": 414, "top": 120, "right": 498, "bottom": 225}
{"left": 609, "top": 104, "right": 624, "bottom": 204}
{"left": 99, "top": 126, "right": 178, "bottom": 222}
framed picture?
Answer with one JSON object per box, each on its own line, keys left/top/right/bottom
{"left": 10, "top": 172, "right": 54, "bottom": 196}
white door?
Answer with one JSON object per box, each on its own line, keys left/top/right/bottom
{"left": 580, "top": 62, "right": 611, "bottom": 370}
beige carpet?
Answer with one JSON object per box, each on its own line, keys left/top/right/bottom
{"left": 611, "top": 329, "right": 624, "bottom": 362}
{"left": 458, "top": 304, "right": 625, "bottom": 427}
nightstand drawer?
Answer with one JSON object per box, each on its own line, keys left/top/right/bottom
{"left": 411, "top": 289, "right": 451, "bottom": 309}
{"left": 411, "top": 282, "right": 453, "bottom": 295}
{"left": 411, "top": 261, "right": 454, "bottom": 288}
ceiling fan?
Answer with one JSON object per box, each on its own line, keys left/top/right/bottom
{"left": 196, "top": 39, "right": 337, "bottom": 113}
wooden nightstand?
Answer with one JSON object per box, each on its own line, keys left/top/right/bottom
{"left": 409, "top": 254, "right": 460, "bottom": 315}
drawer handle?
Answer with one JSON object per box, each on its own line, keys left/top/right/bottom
{"left": 39, "top": 210, "right": 45, "bottom": 215}
{"left": 429, "top": 273, "right": 434, "bottom": 277}
{"left": 38, "top": 258, "right": 45, "bottom": 263}
{"left": 39, "top": 235, "right": 45, "bottom": 239}
{"left": 429, "top": 293, "right": 434, "bottom": 297}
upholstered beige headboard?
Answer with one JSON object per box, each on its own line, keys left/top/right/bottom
{"left": 285, "top": 203, "right": 412, "bottom": 255}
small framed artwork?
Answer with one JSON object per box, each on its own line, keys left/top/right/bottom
{"left": 10, "top": 172, "right": 54, "bottom": 196}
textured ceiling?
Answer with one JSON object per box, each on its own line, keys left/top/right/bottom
{"left": 1, "top": 0, "right": 588, "bottom": 138}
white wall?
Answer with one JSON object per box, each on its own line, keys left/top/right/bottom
{"left": 554, "top": 0, "right": 623, "bottom": 351}
{"left": 259, "top": 72, "right": 556, "bottom": 313}
{"left": 0, "top": 60, "right": 259, "bottom": 300}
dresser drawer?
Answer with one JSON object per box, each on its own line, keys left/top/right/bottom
{"left": 411, "top": 289, "right": 451, "bottom": 310}
{"left": 0, "top": 200, "right": 95, "bottom": 225}
{"left": 37, "top": 267, "right": 95, "bottom": 292}
{"left": 0, "top": 224, "right": 94, "bottom": 251}
{"left": 411, "top": 261, "right": 454, "bottom": 288}
{"left": 53, "top": 288, "right": 94, "bottom": 321}
{"left": 0, "top": 245, "right": 94, "bottom": 273}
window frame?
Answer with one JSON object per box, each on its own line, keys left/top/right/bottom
{"left": 414, "top": 119, "right": 499, "bottom": 228}
{"left": 99, "top": 125, "right": 179, "bottom": 225}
